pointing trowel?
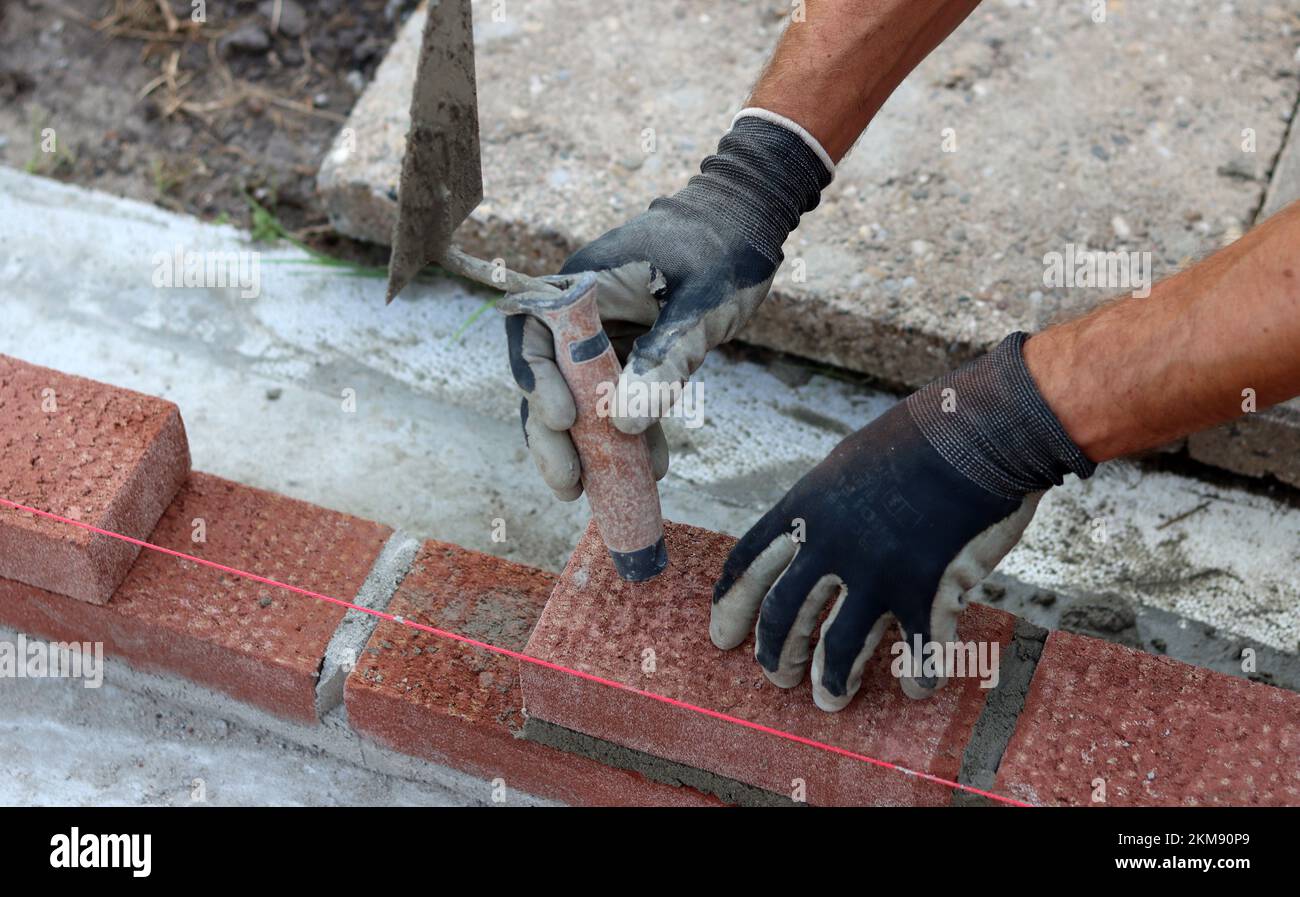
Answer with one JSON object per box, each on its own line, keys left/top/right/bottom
{"left": 385, "top": 0, "right": 667, "bottom": 581}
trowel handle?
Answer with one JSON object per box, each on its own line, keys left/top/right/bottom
{"left": 539, "top": 279, "right": 668, "bottom": 582}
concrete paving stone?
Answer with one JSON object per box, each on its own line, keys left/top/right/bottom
{"left": 0, "top": 354, "right": 190, "bottom": 604}
{"left": 1186, "top": 398, "right": 1300, "bottom": 488}
{"left": 520, "top": 520, "right": 1019, "bottom": 806}
{"left": 320, "top": 1, "right": 1299, "bottom": 387}
{"left": 995, "top": 630, "right": 1300, "bottom": 806}
{"left": 0, "top": 472, "right": 391, "bottom": 723}
{"left": 344, "top": 539, "right": 722, "bottom": 805}
{"left": 1261, "top": 114, "right": 1300, "bottom": 221}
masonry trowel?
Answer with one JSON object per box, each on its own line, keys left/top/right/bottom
{"left": 384, "top": 0, "right": 667, "bottom": 581}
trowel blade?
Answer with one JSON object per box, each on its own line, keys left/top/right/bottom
{"left": 385, "top": 0, "right": 483, "bottom": 304}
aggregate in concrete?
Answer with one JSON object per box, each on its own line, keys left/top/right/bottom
{"left": 1261, "top": 105, "right": 1300, "bottom": 221}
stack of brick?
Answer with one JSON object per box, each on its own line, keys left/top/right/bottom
{"left": 1, "top": 353, "right": 1297, "bottom": 806}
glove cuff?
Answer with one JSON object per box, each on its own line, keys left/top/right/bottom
{"left": 657, "top": 112, "right": 833, "bottom": 268}
{"left": 730, "top": 108, "right": 836, "bottom": 181}
{"left": 905, "top": 332, "right": 1097, "bottom": 500}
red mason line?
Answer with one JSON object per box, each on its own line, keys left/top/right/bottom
{"left": 0, "top": 495, "right": 1032, "bottom": 808}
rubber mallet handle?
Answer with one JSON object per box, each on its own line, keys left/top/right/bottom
{"left": 539, "top": 275, "right": 667, "bottom": 581}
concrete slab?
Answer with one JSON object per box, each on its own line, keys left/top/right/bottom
{"left": 1261, "top": 113, "right": 1300, "bottom": 221}
{"left": 1187, "top": 398, "right": 1300, "bottom": 489}
{"left": 319, "top": 0, "right": 1300, "bottom": 387}
{"left": 1184, "top": 100, "right": 1300, "bottom": 488}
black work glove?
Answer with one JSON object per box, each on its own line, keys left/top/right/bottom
{"left": 506, "top": 110, "right": 834, "bottom": 500}
{"left": 710, "top": 333, "right": 1096, "bottom": 711}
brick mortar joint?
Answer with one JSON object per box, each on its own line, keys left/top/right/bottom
{"left": 954, "top": 617, "right": 1048, "bottom": 806}
{"left": 315, "top": 529, "right": 422, "bottom": 718}
{"left": 520, "top": 716, "right": 797, "bottom": 807}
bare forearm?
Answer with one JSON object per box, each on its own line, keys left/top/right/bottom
{"left": 1025, "top": 202, "right": 1300, "bottom": 462}
{"left": 749, "top": 0, "right": 983, "bottom": 161}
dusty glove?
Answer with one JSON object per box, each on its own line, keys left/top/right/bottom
{"left": 710, "top": 333, "right": 1096, "bottom": 711}
{"left": 506, "top": 109, "right": 834, "bottom": 500}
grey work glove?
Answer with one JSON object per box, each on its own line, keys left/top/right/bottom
{"left": 711, "top": 333, "right": 1096, "bottom": 711}
{"left": 506, "top": 110, "right": 834, "bottom": 500}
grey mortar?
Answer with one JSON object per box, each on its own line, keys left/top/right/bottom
{"left": 521, "top": 717, "right": 798, "bottom": 807}
{"left": 954, "top": 618, "right": 1048, "bottom": 807}
{"left": 978, "top": 571, "right": 1300, "bottom": 694}
{"left": 315, "top": 529, "right": 422, "bottom": 717}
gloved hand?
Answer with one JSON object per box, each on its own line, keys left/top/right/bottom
{"left": 710, "top": 333, "right": 1096, "bottom": 711}
{"left": 506, "top": 109, "right": 834, "bottom": 500}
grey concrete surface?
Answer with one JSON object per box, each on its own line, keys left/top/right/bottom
{"left": 320, "top": 0, "right": 1300, "bottom": 389}
{"left": 1183, "top": 107, "right": 1300, "bottom": 488}
{"left": 0, "top": 625, "right": 552, "bottom": 807}
{"left": 1187, "top": 399, "right": 1300, "bottom": 489}
{"left": 3, "top": 167, "right": 1300, "bottom": 804}
{"left": 1262, "top": 106, "right": 1300, "bottom": 220}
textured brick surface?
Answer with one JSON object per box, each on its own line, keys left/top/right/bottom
{"left": 520, "top": 520, "right": 1017, "bottom": 806}
{"left": 996, "top": 631, "right": 1300, "bottom": 806}
{"left": 0, "top": 355, "right": 191, "bottom": 603}
{"left": 345, "top": 540, "right": 721, "bottom": 806}
{"left": 0, "top": 472, "right": 390, "bottom": 722}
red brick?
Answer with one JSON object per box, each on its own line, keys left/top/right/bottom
{"left": 0, "top": 355, "right": 191, "bottom": 604}
{"left": 519, "top": 520, "right": 1016, "bottom": 806}
{"left": 0, "top": 472, "right": 390, "bottom": 722}
{"left": 995, "top": 631, "right": 1300, "bottom": 806}
{"left": 345, "top": 540, "right": 721, "bottom": 806}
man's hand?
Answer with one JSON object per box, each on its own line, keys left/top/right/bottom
{"left": 710, "top": 334, "right": 1095, "bottom": 711}
{"left": 506, "top": 111, "right": 833, "bottom": 500}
